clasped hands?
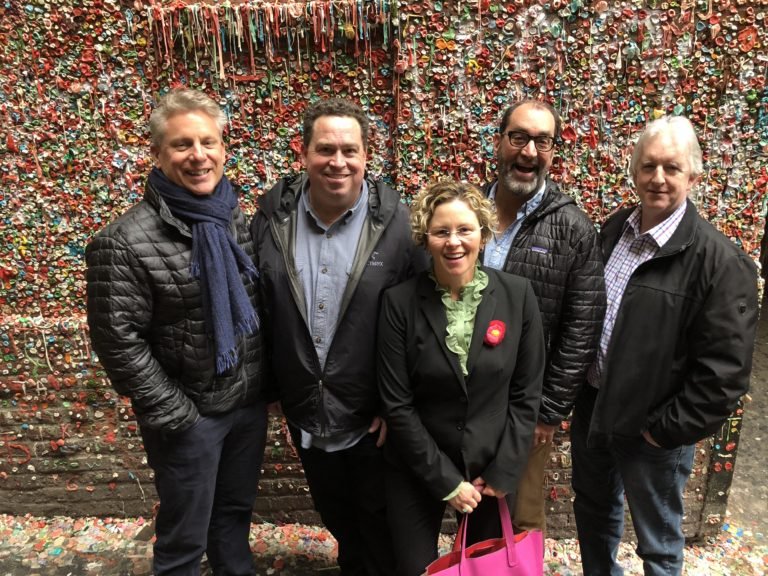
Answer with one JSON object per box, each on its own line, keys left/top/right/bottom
{"left": 448, "top": 477, "right": 507, "bottom": 514}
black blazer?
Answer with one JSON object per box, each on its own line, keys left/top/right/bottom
{"left": 377, "top": 267, "right": 545, "bottom": 500}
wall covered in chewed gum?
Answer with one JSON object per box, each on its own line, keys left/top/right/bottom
{"left": 0, "top": 0, "right": 763, "bottom": 538}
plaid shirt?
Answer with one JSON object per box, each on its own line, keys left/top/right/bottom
{"left": 588, "top": 202, "right": 687, "bottom": 386}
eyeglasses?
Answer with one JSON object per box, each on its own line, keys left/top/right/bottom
{"left": 505, "top": 130, "right": 556, "bottom": 152}
{"left": 426, "top": 226, "right": 481, "bottom": 240}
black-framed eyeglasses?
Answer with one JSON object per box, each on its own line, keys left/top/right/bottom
{"left": 505, "top": 130, "right": 556, "bottom": 152}
{"left": 426, "top": 226, "right": 482, "bottom": 240}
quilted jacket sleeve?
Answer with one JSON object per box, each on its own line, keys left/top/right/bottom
{"left": 539, "top": 219, "right": 606, "bottom": 424}
{"left": 86, "top": 232, "right": 199, "bottom": 432}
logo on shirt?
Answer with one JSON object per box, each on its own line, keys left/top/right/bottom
{"left": 530, "top": 246, "right": 549, "bottom": 254}
{"left": 367, "top": 251, "right": 384, "bottom": 267}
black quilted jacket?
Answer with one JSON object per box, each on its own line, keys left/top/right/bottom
{"left": 86, "top": 182, "right": 265, "bottom": 433}
{"left": 483, "top": 179, "right": 606, "bottom": 424}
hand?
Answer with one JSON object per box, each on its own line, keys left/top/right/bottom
{"left": 471, "top": 476, "right": 508, "bottom": 499}
{"left": 533, "top": 422, "right": 557, "bottom": 446}
{"left": 642, "top": 429, "right": 661, "bottom": 447}
{"left": 369, "top": 416, "right": 387, "bottom": 447}
{"left": 448, "top": 481, "right": 482, "bottom": 513}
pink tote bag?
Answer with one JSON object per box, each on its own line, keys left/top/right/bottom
{"left": 425, "top": 498, "right": 543, "bottom": 576}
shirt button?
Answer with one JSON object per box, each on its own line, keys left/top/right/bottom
{"left": 326, "top": 233, "right": 333, "bottom": 238}
{"left": 318, "top": 303, "right": 325, "bottom": 310}
{"left": 315, "top": 336, "right": 322, "bottom": 344}
{"left": 457, "top": 421, "right": 464, "bottom": 431}
{"left": 321, "top": 267, "right": 328, "bottom": 274}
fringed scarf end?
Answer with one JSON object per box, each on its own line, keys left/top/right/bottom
{"left": 216, "top": 348, "right": 239, "bottom": 375}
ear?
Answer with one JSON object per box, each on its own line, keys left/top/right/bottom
{"left": 493, "top": 131, "right": 501, "bottom": 153}
{"left": 150, "top": 145, "right": 160, "bottom": 165}
{"left": 300, "top": 144, "right": 308, "bottom": 167}
{"left": 686, "top": 173, "right": 700, "bottom": 194}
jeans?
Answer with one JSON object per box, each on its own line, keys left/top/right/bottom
{"left": 141, "top": 402, "right": 268, "bottom": 576}
{"left": 571, "top": 387, "right": 695, "bottom": 576}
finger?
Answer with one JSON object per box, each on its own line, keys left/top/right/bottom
{"left": 376, "top": 425, "right": 387, "bottom": 447}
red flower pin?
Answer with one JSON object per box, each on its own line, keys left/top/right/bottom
{"left": 484, "top": 320, "right": 506, "bottom": 347}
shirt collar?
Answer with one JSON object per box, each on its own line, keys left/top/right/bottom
{"left": 299, "top": 180, "right": 369, "bottom": 231}
{"left": 623, "top": 201, "right": 687, "bottom": 248}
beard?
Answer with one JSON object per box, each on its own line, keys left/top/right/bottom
{"left": 497, "top": 160, "right": 545, "bottom": 198}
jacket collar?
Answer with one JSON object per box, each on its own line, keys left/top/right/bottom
{"left": 144, "top": 179, "right": 240, "bottom": 239}
{"left": 415, "top": 268, "right": 499, "bottom": 391}
{"left": 261, "top": 172, "right": 398, "bottom": 227}
{"left": 601, "top": 200, "right": 698, "bottom": 261}
{"left": 145, "top": 180, "right": 192, "bottom": 237}
{"left": 483, "top": 178, "right": 574, "bottom": 222}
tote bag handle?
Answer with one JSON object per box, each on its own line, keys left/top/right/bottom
{"left": 455, "top": 497, "right": 518, "bottom": 568}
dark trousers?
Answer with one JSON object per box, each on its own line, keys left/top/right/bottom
{"left": 290, "top": 427, "right": 395, "bottom": 576}
{"left": 385, "top": 463, "right": 508, "bottom": 576}
{"left": 141, "top": 401, "right": 268, "bottom": 576}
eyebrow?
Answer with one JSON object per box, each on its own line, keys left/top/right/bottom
{"left": 508, "top": 128, "right": 555, "bottom": 137}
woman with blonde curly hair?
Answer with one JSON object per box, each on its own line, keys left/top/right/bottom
{"left": 377, "top": 180, "right": 545, "bottom": 575}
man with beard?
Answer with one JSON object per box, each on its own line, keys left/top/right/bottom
{"left": 482, "top": 100, "right": 606, "bottom": 535}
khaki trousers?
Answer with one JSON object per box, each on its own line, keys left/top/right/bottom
{"left": 513, "top": 437, "right": 553, "bottom": 533}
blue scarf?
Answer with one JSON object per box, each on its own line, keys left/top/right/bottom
{"left": 149, "top": 168, "right": 259, "bottom": 374}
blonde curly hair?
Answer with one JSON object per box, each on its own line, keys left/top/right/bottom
{"left": 410, "top": 180, "right": 496, "bottom": 247}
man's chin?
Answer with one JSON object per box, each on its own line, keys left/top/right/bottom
{"left": 503, "top": 179, "right": 538, "bottom": 197}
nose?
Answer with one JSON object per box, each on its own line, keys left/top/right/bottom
{"left": 445, "top": 232, "right": 462, "bottom": 246}
{"left": 189, "top": 143, "right": 205, "bottom": 161}
{"left": 329, "top": 150, "right": 345, "bottom": 167}
{"left": 520, "top": 138, "right": 538, "bottom": 157}
{"left": 651, "top": 166, "right": 665, "bottom": 183}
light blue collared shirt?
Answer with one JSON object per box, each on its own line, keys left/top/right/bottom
{"left": 295, "top": 181, "right": 371, "bottom": 452}
{"left": 483, "top": 181, "right": 546, "bottom": 270}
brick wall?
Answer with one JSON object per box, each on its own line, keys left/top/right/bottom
{"left": 0, "top": 317, "right": 742, "bottom": 540}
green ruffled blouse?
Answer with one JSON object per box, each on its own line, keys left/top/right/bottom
{"left": 431, "top": 266, "right": 489, "bottom": 376}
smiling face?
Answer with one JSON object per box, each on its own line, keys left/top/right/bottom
{"left": 496, "top": 103, "right": 556, "bottom": 198}
{"left": 633, "top": 130, "right": 697, "bottom": 231}
{"left": 302, "top": 114, "right": 367, "bottom": 224}
{"left": 151, "top": 110, "right": 225, "bottom": 196}
{"left": 427, "top": 199, "right": 484, "bottom": 295}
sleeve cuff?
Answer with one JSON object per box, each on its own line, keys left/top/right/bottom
{"left": 443, "top": 481, "right": 464, "bottom": 501}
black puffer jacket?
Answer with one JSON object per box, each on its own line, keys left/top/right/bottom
{"left": 251, "top": 174, "right": 427, "bottom": 436}
{"left": 483, "top": 179, "right": 606, "bottom": 424}
{"left": 86, "top": 182, "right": 264, "bottom": 433}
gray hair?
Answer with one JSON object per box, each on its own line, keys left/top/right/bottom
{"left": 149, "top": 88, "right": 227, "bottom": 148}
{"left": 630, "top": 116, "right": 703, "bottom": 179}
